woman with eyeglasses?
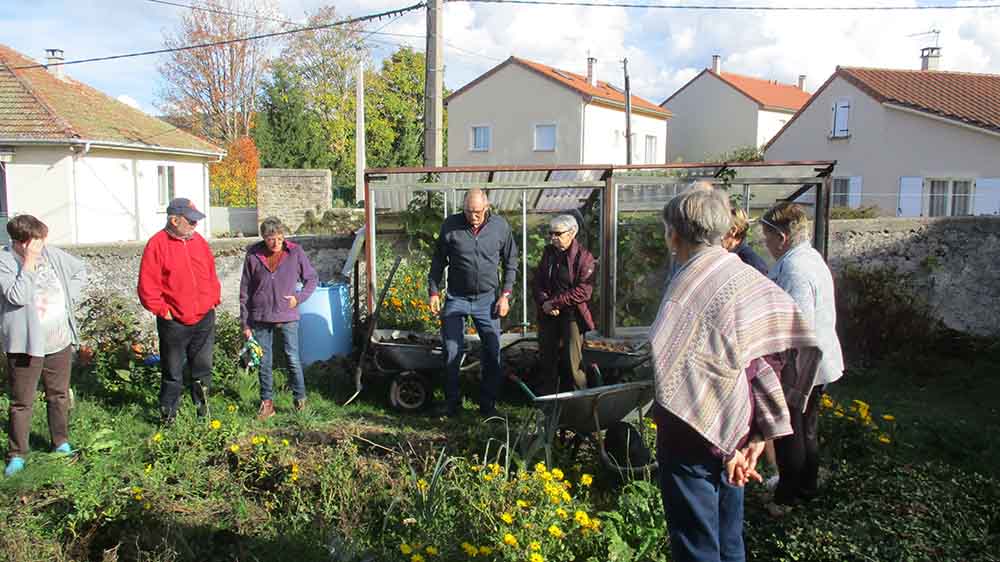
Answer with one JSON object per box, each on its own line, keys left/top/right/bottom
{"left": 531, "top": 214, "right": 596, "bottom": 394}
{"left": 759, "top": 202, "right": 844, "bottom": 511}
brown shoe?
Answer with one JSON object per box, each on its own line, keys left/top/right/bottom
{"left": 294, "top": 398, "right": 306, "bottom": 412}
{"left": 257, "top": 399, "right": 275, "bottom": 421}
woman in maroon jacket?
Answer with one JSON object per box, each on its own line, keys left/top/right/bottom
{"left": 532, "top": 214, "right": 596, "bottom": 395}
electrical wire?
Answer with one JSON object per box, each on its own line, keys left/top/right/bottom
{"left": 11, "top": 2, "right": 427, "bottom": 70}
{"left": 449, "top": 0, "right": 1000, "bottom": 11}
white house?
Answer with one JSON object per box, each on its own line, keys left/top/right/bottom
{"left": 765, "top": 49, "right": 1000, "bottom": 217}
{"left": 0, "top": 45, "right": 223, "bottom": 244}
{"left": 661, "top": 55, "right": 811, "bottom": 163}
{"left": 445, "top": 56, "right": 671, "bottom": 166}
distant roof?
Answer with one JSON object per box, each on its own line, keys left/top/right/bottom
{"left": 661, "top": 69, "right": 811, "bottom": 112}
{"left": 0, "top": 44, "right": 222, "bottom": 156}
{"left": 764, "top": 65, "right": 1000, "bottom": 151}
{"left": 445, "top": 56, "right": 671, "bottom": 119}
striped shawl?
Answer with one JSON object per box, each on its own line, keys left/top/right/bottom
{"left": 650, "top": 247, "right": 822, "bottom": 456}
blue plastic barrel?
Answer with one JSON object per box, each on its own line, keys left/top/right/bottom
{"left": 298, "top": 283, "right": 352, "bottom": 365}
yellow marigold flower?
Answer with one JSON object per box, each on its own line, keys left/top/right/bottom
{"left": 152, "top": 433, "right": 162, "bottom": 443}
{"left": 574, "top": 511, "right": 591, "bottom": 526}
{"left": 479, "top": 546, "right": 492, "bottom": 555}
{"left": 534, "top": 462, "right": 547, "bottom": 473}
{"left": 489, "top": 463, "right": 501, "bottom": 475}
{"left": 229, "top": 444, "right": 240, "bottom": 454}
{"left": 411, "top": 555, "right": 425, "bottom": 562}
{"left": 400, "top": 543, "right": 413, "bottom": 555}
{"left": 131, "top": 486, "right": 142, "bottom": 495}
{"left": 503, "top": 533, "right": 518, "bottom": 547}
{"left": 144, "top": 464, "right": 153, "bottom": 474}
{"left": 470, "top": 465, "right": 481, "bottom": 472}
{"left": 834, "top": 411, "right": 845, "bottom": 418}
{"left": 143, "top": 502, "right": 151, "bottom": 510}
{"left": 882, "top": 414, "right": 895, "bottom": 422}
{"left": 251, "top": 435, "right": 263, "bottom": 446}
{"left": 589, "top": 518, "right": 602, "bottom": 531}
{"left": 878, "top": 434, "right": 892, "bottom": 444}
{"left": 501, "top": 512, "right": 514, "bottom": 524}
{"left": 580, "top": 473, "right": 593, "bottom": 487}
{"left": 548, "top": 525, "right": 564, "bottom": 539}
{"left": 530, "top": 554, "right": 544, "bottom": 562}
{"left": 562, "top": 480, "right": 572, "bottom": 490}
{"left": 484, "top": 474, "right": 494, "bottom": 482}
{"left": 461, "top": 542, "right": 478, "bottom": 556}
{"left": 291, "top": 463, "right": 299, "bottom": 474}
{"left": 425, "top": 546, "right": 438, "bottom": 555}
{"left": 417, "top": 478, "right": 429, "bottom": 492}
{"left": 561, "top": 491, "right": 571, "bottom": 502}
{"left": 516, "top": 499, "right": 529, "bottom": 508}
{"left": 555, "top": 508, "right": 568, "bottom": 519}
{"left": 550, "top": 468, "right": 564, "bottom": 481}
{"left": 821, "top": 395, "right": 834, "bottom": 409}
{"left": 529, "top": 541, "right": 541, "bottom": 551}
{"left": 227, "top": 404, "right": 237, "bottom": 413}
{"left": 210, "top": 419, "right": 221, "bottom": 430}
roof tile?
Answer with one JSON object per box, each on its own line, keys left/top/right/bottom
{"left": 714, "top": 71, "right": 811, "bottom": 111}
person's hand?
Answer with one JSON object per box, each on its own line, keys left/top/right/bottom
{"left": 20, "top": 239, "right": 44, "bottom": 270}
{"left": 163, "top": 309, "right": 173, "bottom": 321}
{"left": 429, "top": 294, "right": 441, "bottom": 315}
{"left": 542, "top": 301, "right": 555, "bottom": 315}
{"left": 740, "top": 440, "right": 766, "bottom": 484}
{"left": 725, "top": 450, "right": 750, "bottom": 487}
{"left": 243, "top": 328, "right": 252, "bottom": 340}
{"left": 495, "top": 295, "right": 510, "bottom": 317}
{"left": 550, "top": 309, "right": 560, "bottom": 317}
{"left": 284, "top": 295, "right": 298, "bottom": 309}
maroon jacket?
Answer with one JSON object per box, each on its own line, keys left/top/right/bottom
{"left": 532, "top": 239, "right": 596, "bottom": 331}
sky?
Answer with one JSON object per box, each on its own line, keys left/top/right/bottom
{"left": 2, "top": 0, "right": 999, "bottom": 115}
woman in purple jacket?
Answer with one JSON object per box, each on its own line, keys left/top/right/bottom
{"left": 239, "top": 217, "right": 318, "bottom": 420}
{"left": 532, "top": 214, "right": 596, "bottom": 395}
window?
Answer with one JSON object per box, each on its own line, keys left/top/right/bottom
{"left": 157, "top": 165, "right": 175, "bottom": 207}
{"left": 0, "top": 162, "right": 7, "bottom": 217}
{"left": 470, "top": 126, "right": 491, "bottom": 152}
{"left": 644, "top": 135, "right": 658, "bottom": 164}
{"left": 927, "top": 178, "right": 975, "bottom": 217}
{"left": 534, "top": 124, "right": 556, "bottom": 151}
{"left": 630, "top": 134, "right": 640, "bottom": 163}
{"left": 831, "top": 99, "right": 850, "bottom": 138}
{"left": 832, "top": 178, "right": 850, "bottom": 207}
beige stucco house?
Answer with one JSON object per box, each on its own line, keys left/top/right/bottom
{"left": 765, "top": 52, "right": 1000, "bottom": 217}
{"left": 660, "top": 55, "right": 811, "bottom": 163}
{"left": 0, "top": 45, "right": 223, "bottom": 245}
{"left": 445, "top": 57, "right": 671, "bottom": 167}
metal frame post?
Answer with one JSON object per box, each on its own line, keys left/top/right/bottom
{"left": 814, "top": 177, "right": 832, "bottom": 259}
{"left": 364, "top": 175, "right": 376, "bottom": 315}
{"left": 521, "top": 190, "right": 528, "bottom": 332}
{"left": 600, "top": 173, "right": 618, "bottom": 337}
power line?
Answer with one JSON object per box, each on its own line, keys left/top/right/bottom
{"left": 12, "top": 2, "right": 426, "bottom": 70}
{"left": 449, "top": 0, "right": 1000, "bottom": 11}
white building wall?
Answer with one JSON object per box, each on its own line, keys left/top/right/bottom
{"left": 582, "top": 103, "right": 667, "bottom": 165}
{"left": 756, "top": 109, "right": 794, "bottom": 148}
{"left": 766, "top": 75, "right": 1000, "bottom": 215}
{"left": 663, "top": 74, "right": 759, "bottom": 162}
{"left": 446, "top": 64, "right": 583, "bottom": 166}
{"left": 3, "top": 146, "right": 74, "bottom": 244}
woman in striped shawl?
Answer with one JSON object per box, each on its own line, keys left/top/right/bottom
{"left": 650, "top": 185, "right": 822, "bottom": 562}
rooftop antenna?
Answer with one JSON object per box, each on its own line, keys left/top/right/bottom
{"left": 907, "top": 28, "right": 940, "bottom": 47}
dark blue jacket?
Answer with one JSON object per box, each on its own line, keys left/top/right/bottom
{"left": 429, "top": 213, "right": 518, "bottom": 298}
{"left": 735, "top": 241, "right": 769, "bottom": 275}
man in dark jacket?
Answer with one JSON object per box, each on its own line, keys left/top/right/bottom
{"left": 532, "top": 214, "right": 596, "bottom": 394}
{"left": 428, "top": 189, "right": 518, "bottom": 418}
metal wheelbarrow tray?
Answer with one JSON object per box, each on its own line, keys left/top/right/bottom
{"left": 582, "top": 335, "right": 651, "bottom": 371}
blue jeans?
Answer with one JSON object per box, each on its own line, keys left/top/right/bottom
{"left": 440, "top": 293, "right": 502, "bottom": 413}
{"left": 252, "top": 321, "right": 306, "bottom": 402}
{"left": 658, "top": 446, "right": 746, "bottom": 562}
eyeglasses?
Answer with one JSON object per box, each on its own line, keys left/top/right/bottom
{"left": 758, "top": 216, "right": 783, "bottom": 233}
{"left": 549, "top": 230, "right": 569, "bottom": 237}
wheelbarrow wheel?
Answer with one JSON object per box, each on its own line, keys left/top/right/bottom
{"left": 389, "top": 372, "right": 431, "bottom": 412}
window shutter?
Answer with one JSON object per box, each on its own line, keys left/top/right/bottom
{"left": 898, "top": 176, "right": 923, "bottom": 217}
{"left": 848, "top": 176, "right": 863, "bottom": 208}
{"left": 834, "top": 101, "right": 850, "bottom": 137}
{"left": 974, "top": 178, "right": 1000, "bottom": 215}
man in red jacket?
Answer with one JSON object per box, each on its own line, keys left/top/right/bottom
{"left": 138, "top": 198, "right": 222, "bottom": 424}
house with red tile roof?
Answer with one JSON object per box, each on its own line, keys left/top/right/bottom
{"left": 0, "top": 45, "right": 223, "bottom": 244}
{"left": 445, "top": 56, "right": 670, "bottom": 167}
{"left": 765, "top": 49, "right": 1000, "bottom": 217}
{"left": 660, "top": 55, "right": 811, "bottom": 163}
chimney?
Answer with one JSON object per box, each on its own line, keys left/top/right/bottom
{"left": 587, "top": 56, "right": 597, "bottom": 86}
{"left": 711, "top": 54, "right": 721, "bottom": 74}
{"left": 45, "top": 48, "right": 64, "bottom": 79}
{"left": 797, "top": 74, "right": 807, "bottom": 90}
{"left": 920, "top": 46, "right": 941, "bottom": 71}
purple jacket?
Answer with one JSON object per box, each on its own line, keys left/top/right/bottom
{"left": 239, "top": 240, "right": 319, "bottom": 328}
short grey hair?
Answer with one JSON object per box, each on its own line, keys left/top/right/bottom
{"left": 661, "top": 185, "right": 732, "bottom": 247}
{"left": 259, "top": 217, "right": 287, "bottom": 238}
{"left": 549, "top": 214, "right": 578, "bottom": 234}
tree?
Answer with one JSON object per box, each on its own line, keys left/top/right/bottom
{"left": 157, "top": 0, "right": 278, "bottom": 144}
{"left": 367, "top": 47, "right": 427, "bottom": 168}
{"left": 252, "top": 66, "right": 333, "bottom": 170}
{"left": 210, "top": 136, "right": 260, "bottom": 207}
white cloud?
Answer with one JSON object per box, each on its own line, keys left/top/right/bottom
{"left": 116, "top": 95, "right": 142, "bottom": 110}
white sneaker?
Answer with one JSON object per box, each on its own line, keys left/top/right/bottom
{"left": 765, "top": 475, "right": 780, "bottom": 492}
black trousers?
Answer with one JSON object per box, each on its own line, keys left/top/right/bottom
{"left": 773, "top": 385, "right": 824, "bottom": 504}
{"left": 156, "top": 309, "right": 215, "bottom": 417}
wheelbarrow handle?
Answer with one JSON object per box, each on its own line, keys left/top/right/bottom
{"left": 345, "top": 255, "right": 403, "bottom": 406}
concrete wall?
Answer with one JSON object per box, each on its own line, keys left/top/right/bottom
{"left": 63, "top": 235, "right": 356, "bottom": 325}
{"left": 210, "top": 206, "right": 258, "bottom": 236}
{"left": 447, "top": 63, "right": 584, "bottom": 165}
{"left": 582, "top": 103, "right": 667, "bottom": 165}
{"left": 663, "top": 73, "right": 759, "bottom": 162}
{"left": 765, "top": 75, "right": 1000, "bottom": 215}
{"left": 756, "top": 108, "right": 794, "bottom": 148}
{"left": 256, "top": 169, "right": 332, "bottom": 233}
{"left": 3, "top": 146, "right": 73, "bottom": 244}
{"left": 828, "top": 216, "right": 1000, "bottom": 336}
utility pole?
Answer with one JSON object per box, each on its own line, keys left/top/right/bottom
{"left": 355, "top": 49, "right": 366, "bottom": 203}
{"left": 623, "top": 58, "right": 632, "bottom": 165}
{"left": 423, "top": 0, "right": 444, "bottom": 167}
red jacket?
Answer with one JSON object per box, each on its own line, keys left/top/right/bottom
{"left": 532, "top": 239, "right": 596, "bottom": 332}
{"left": 138, "top": 229, "right": 221, "bottom": 325}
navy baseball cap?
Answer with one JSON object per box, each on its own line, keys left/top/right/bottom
{"left": 166, "top": 198, "right": 206, "bottom": 222}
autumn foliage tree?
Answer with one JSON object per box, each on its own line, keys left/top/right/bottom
{"left": 210, "top": 136, "right": 260, "bottom": 207}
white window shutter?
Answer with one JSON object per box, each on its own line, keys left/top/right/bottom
{"left": 974, "top": 178, "right": 1000, "bottom": 215}
{"left": 848, "top": 176, "right": 863, "bottom": 208}
{"left": 834, "top": 101, "right": 850, "bottom": 137}
{"left": 830, "top": 104, "right": 837, "bottom": 136}
{"left": 898, "top": 176, "right": 923, "bottom": 217}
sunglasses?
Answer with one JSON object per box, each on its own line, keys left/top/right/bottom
{"left": 549, "top": 230, "right": 569, "bottom": 236}
{"left": 758, "top": 216, "right": 783, "bottom": 233}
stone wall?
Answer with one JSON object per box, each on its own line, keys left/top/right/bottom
{"left": 828, "top": 216, "right": 1000, "bottom": 336}
{"left": 65, "top": 235, "right": 357, "bottom": 325}
{"left": 256, "top": 169, "right": 332, "bottom": 233}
